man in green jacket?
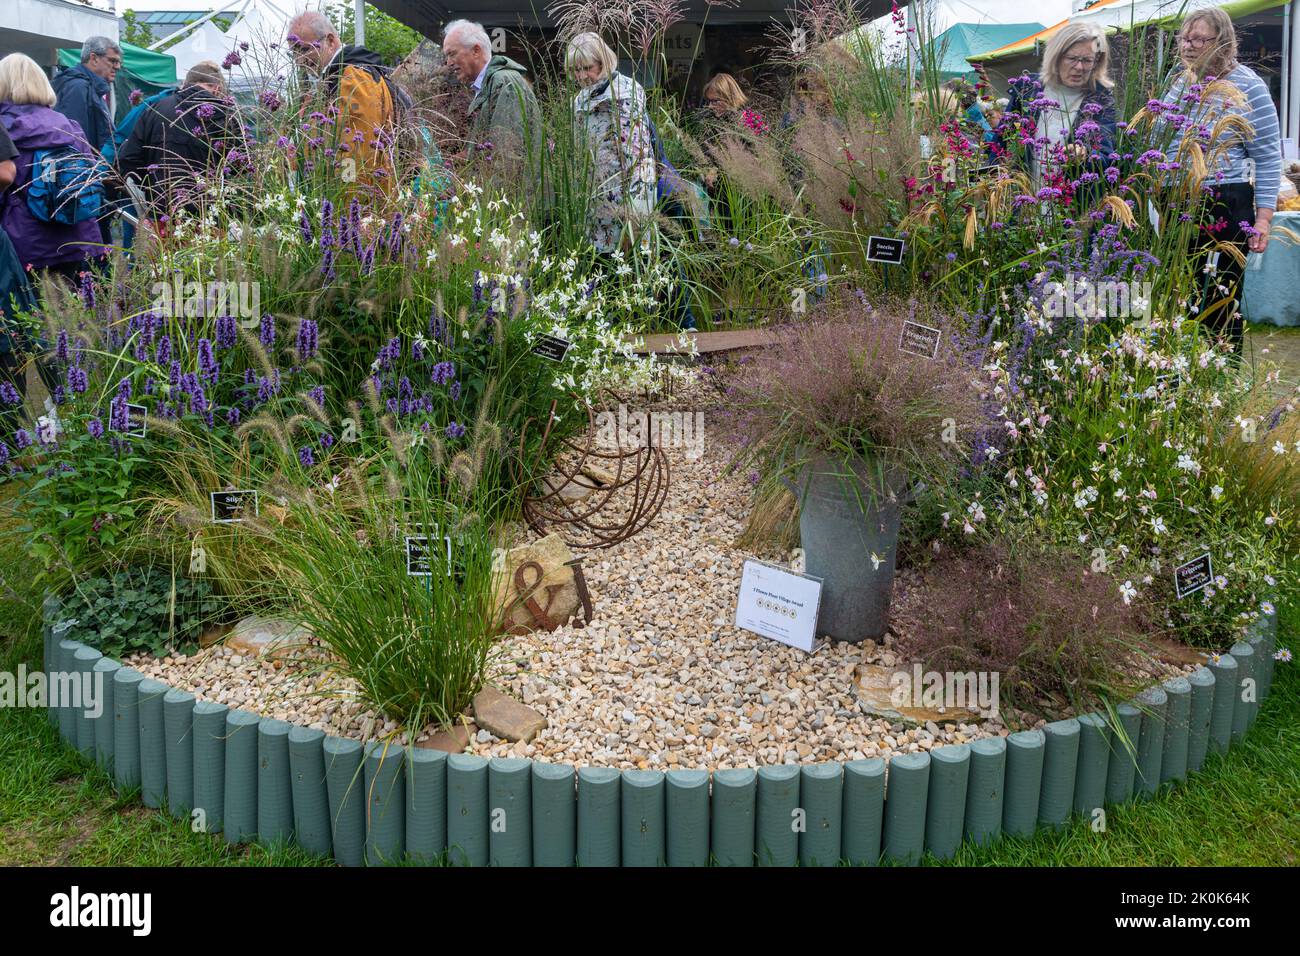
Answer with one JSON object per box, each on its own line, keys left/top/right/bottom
{"left": 441, "top": 19, "right": 542, "bottom": 182}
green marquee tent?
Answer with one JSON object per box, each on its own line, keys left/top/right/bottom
{"left": 57, "top": 41, "right": 178, "bottom": 124}
{"left": 931, "top": 22, "right": 1045, "bottom": 80}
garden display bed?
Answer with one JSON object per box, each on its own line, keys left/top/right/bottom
{"left": 39, "top": 380, "right": 1280, "bottom": 864}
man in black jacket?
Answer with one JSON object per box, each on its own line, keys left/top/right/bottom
{"left": 117, "top": 61, "right": 234, "bottom": 220}
{"left": 52, "top": 36, "right": 119, "bottom": 154}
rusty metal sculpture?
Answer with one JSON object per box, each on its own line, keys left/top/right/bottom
{"left": 516, "top": 394, "right": 669, "bottom": 549}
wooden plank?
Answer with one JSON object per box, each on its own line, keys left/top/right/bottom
{"left": 625, "top": 330, "right": 779, "bottom": 355}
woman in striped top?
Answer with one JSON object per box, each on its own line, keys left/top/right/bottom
{"left": 1159, "top": 7, "right": 1281, "bottom": 352}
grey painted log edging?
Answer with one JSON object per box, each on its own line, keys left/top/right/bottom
{"left": 37, "top": 595, "right": 1284, "bottom": 866}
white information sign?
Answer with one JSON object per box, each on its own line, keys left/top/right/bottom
{"left": 734, "top": 559, "right": 823, "bottom": 653}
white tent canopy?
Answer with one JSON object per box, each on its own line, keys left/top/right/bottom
{"left": 149, "top": 0, "right": 328, "bottom": 90}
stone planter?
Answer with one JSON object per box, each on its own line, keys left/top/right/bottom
{"left": 797, "top": 453, "right": 909, "bottom": 643}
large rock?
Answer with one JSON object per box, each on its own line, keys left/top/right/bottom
{"left": 225, "top": 615, "right": 313, "bottom": 661}
{"left": 472, "top": 687, "right": 547, "bottom": 743}
{"left": 492, "top": 533, "right": 582, "bottom": 635}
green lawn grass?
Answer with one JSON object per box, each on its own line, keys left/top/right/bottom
{"left": 2, "top": 479, "right": 1296, "bottom": 866}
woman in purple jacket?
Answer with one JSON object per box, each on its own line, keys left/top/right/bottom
{"left": 0, "top": 53, "right": 105, "bottom": 284}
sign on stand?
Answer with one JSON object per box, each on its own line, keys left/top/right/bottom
{"left": 866, "top": 236, "right": 905, "bottom": 265}
{"left": 734, "top": 559, "right": 823, "bottom": 653}
{"left": 210, "top": 490, "right": 258, "bottom": 524}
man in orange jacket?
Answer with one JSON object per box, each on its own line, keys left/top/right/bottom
{"left": 286, "top": 9, "right": 402, "bottom": 198}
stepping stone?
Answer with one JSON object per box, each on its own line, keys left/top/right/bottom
{"left": 472, "top": 687, "right": 547, "bottom": 743}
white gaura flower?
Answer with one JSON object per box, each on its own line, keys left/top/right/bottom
{"left": 1151, "top": 516, "right": 1167, "bottom": 535}
{"left": 1211, "top": 485, "right": 1224, "bottom": 500}
{"left": 1273, "top": 441, "right": 1286, "bottom": 455}
{"left": 1119, "top": 580, "right": 1137, "bottom": 605}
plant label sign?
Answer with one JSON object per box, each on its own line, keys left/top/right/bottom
{"left": 1174, "top": 553, "right": 1213, "bottom": 599}
{"left": 406, "top": 534, "right": 452, "bottom": 577}
{"left": 126, "top": 403, "right": 148, "bottom": 438}
{"left": 734, "top": 559, "right": 822, "bottom": 653}
{"left": 210, "top": 490, "right": 258, "bottom": 524}
{"left": 866, "top": 236, "right": 905, "bottom": 265}
{"left": 531, "top": 334, "right": 571, "bottom": 362}
{"left": 966, "top": 164, "right": 998, "bottom": 186}
{"left": 899, "top": 320, "right": 942, "bottom": 359}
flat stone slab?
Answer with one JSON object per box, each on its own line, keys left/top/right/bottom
{"left": 224, "top": 615, "right": 313, "bottom": 661}
{"left": 473, "top": 687, "right": 547, "bottom": 743}
{"left": 852, "top": 663, "right": 989, "bottom": 726}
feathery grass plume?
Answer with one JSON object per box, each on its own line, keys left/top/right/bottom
{"left": 1100, "top": 194, "right": 1136, "bottom": 228}
{"left": 384, "top": 464, "right": 401, "bottom": 499}
{"left": 449, "top": 451, "right": 477, "bottom": 493}
{"left": 139, "top": 414, "right": 190, "bottom": 442}
{"left": 361, "top": 373, "right": 383, "bottom": 418}
{"left": 299, "top": 390, "right": 332, "bottom": 426}
{"left": 377, "top": 413, "right": 409, "bottom": 469}
{"left": 281, "top": 413, "right": 317, "bottom": 441}
{"left": 234, "top": 410, "right": 293, "bottom": 456}
{"left": 238, "top": 325, "right": 277, "bottom": 380}
{"left": 963, "top": 206, "right": 978, "bottom": 250}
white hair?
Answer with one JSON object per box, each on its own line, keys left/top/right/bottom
{"left": 443, "top": 19, "right": 492, "bottom": 54}
{"left": 288, "top": 10, "right": 336, "bottom": 40}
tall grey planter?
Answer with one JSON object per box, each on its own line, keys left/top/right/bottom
{"left": 798, "top": 453, "right": 907, "bottom": 643}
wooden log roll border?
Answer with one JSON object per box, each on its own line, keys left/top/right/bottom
{"left": 37, "top": 596, "right": 1285, "bottom": 866}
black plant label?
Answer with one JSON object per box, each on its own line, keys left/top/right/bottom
{"left": 406, "top": 533, "right": 452, "bottom": 577}
{"left": 866, "top": 235, "right": 905, "bottom": 264}
{"left": 1174, "top": 553, "right": 1213, "bottom": 599}
{"left": 531, "top": 334, "right": 571, "bottom": 362}
{"left": 210, "top": 490, "right": 258, "bottom": 524}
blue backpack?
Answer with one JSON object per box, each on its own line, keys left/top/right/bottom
{"left": 26, "top": 146, "right": 104, "bottom": 225}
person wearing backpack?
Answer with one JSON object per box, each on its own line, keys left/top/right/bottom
{"left": 287, "top": 9, "right": 402, "bottom": 199}
{"left": 0, "top": 53, "right": 106, "bottom": 283}
{"left": 117, "top": 62, "right": 233, "bottom": 223}
{"left": 52, "top": 37, "right": 119, "bottom": 246}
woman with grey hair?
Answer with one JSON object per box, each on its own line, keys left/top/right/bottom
{"left": 1156, "top": 7, "right": 1281, "bottom": 352}
{"left": 566, "top": 32, "right": 657, "bottom": 255}
{"left": 998, "top": 22, "right": 1117, "bottom": 192}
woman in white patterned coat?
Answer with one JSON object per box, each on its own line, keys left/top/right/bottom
{"left": 567, "top": 33, "right": 657, "bottom": 254}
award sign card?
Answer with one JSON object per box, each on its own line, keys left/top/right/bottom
{"left": 1174, "top": 553, "right": 1213, "bottom": 599}
{"left": 210, "top": 490, "right": 258, "bottom": 524}
{"left": 531, "top": 334, "right": 571, "bottom": 362}
{"left": 866, "top": 236, "right": 905, "bottom": 265}
{"left": 899, "top": 320, "right": 942, "bottom": 359}
{"left": 734, "top": 559, "right": 823, "bottom": 653}
{"left": 126, "top": 403, "right": 148, "bottom": 438}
